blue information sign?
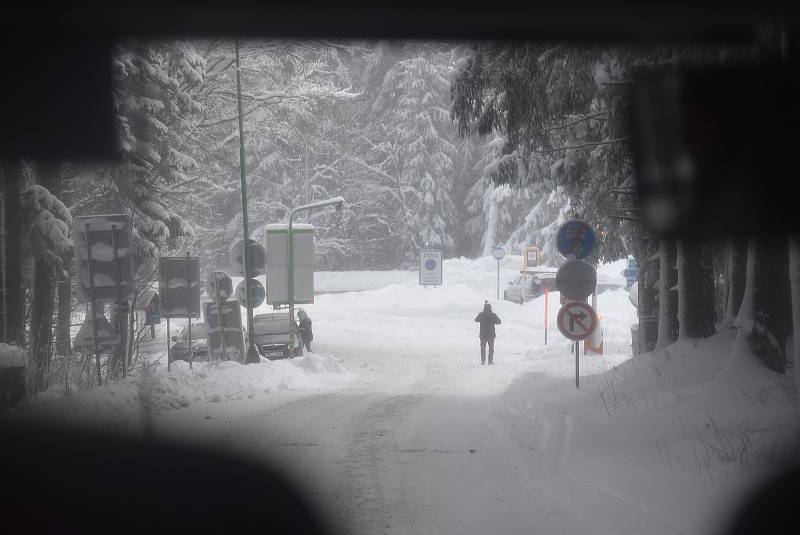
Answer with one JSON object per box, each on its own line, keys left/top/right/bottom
{"left": 556, "top": 220, "right": 596, "bottom": 259}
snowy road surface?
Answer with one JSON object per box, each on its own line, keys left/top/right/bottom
{"left": 154, "top": 338, "right": 686, "bottom": 535}
{"left": 13, "top": 256, "right": 794, "bottom": 535}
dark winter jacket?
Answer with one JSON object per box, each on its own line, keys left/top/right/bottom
{"left": 475, "top": 304, "right": 501, "bottom": 338}
{"left": 299, "top": 317, "right": 313, "bottom": 342}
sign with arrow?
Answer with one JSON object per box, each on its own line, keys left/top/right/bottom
{"left": 557, "top": 301, "right": 598, "bottom": 341}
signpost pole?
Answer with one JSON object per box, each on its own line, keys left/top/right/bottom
{"left": 213, "top": 274, "right": 227, "bottom": 362}
{"left": 85, "top": 223, "right": 102, "bottom": 386}
{"left": 575, "top": 341, "right": 580, "bottom": 388}
{"left": 235, "top": 38, "right": 259, "bottom": 365}
{"left": 496, "top": 258, "right": 500, "bottom": 300}
{"left": 545, "top": 287, "right": 549, "bottom": 346}
{"left": 186, "top": 252, "right": 193, "bottom": 371}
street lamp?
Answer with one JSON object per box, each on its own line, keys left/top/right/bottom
{"left": 286, "top": 196, "right": 344, "bottom": 353}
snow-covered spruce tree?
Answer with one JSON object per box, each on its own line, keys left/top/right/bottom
{"left": 64, "top": 41, "right": 204, "bottom": 380}
{"left": 20, "top": 166, "right": 72, "bottom": 393}
{"left": 189, "top": 39, "right": 364, "bottom": 266}
{"left": 363, "top": 42, "right": 461, "bottom": 261}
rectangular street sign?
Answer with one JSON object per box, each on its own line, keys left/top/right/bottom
{"left": 419, "top": 249, "right": 443, "bottom": 285}
{"left": 74, "top": 214, "right": 134, "bottom": 303}
{"left": 158, "top": 257, "right": 201, "bottom": 318}
{"left": 265, "top": 224, "right": 315, "bottom": 305}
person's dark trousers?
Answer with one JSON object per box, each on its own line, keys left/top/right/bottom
{"left": 303, "top": 339, "right": 311, "bottom": 352}
{"left": 480, "top": 336, "right": 495, "bottom": 365}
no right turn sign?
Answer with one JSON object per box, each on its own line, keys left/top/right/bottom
{"left": 557, "top": 301, "right": 598, "bottom": 341}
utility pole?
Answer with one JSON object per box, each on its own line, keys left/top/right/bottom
{"left": 235, "top": 38, "right": 259, "bottom": 364}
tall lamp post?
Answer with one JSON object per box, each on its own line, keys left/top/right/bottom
{"left": 287, "top": 196, "right": 345, "bottom": 352}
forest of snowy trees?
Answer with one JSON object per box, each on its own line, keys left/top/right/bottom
{"left": 1, "top": 34, "right": 798, "bottom": 396}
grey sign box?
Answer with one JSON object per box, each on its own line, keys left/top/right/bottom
{"left": 74, "top": 214, "right": 134, "bottom": 303}
{"left": 158, "top": 257, "right": 201, "bottom": 318}
{"left": 265, "top": 224, "right": 314, "bottom": 305}
{"left": 203, "top": 300, "right": 245, "bottom": 362}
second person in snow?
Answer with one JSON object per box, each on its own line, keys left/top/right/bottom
{"left": 475, "top": 301, "right": 501, "bottom": 365}
{"left": 298, "top": 308, "right": 313, "bottom": 352}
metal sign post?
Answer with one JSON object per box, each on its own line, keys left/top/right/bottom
{"left": 545, "top": 286, "right": 549, "bottom": 346}
{"left": 186, "top": 252, "right": 192, "bottom": 371}
{"left": 492, "top": 245, "right": 505, "bottom": 300}
{"left": 85, "top": 222, "right": 101, "bottom": 385}
{"left": 557, "top": 300, "right": 598, "bottom": 389}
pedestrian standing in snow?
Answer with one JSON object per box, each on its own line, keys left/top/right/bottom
{"left": 297, "top": 308, "right": 313, "bottom": 352}
{"left": 475, "top": 301, "right": 501, "bottom": 365}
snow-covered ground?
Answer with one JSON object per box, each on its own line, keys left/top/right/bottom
{"left": 4, "top": 256, "right": 798, "bottom": 535}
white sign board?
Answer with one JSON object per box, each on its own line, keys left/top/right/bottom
{"left": 492, "top": 245, "right": 505, "bottom": 260}
{"left": 265, "top": 223, "right": 314, "bottom": 305}
{"left": 419, "top": 249, "right": 443, "bottom": 285}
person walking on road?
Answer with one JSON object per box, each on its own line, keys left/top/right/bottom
{"left": 297, "top": 308, "right": 313, "bottom": 352}
{"left": 475, "top": 301, "right": 501, "bottom": 365}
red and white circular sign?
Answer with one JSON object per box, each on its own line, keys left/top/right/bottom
{"left": 557, "top": 301, "right": 598, "bottom": 341}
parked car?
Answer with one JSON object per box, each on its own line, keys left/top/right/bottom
{"left": 169, "top": 322, "right": 209, "bottom": 362}
{"left": 503, "top": 268, "right": 559, "bottom": 304}
{"left": 251, "top": 312, "right": 302, "bottom": 360}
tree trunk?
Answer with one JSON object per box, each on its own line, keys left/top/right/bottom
{"left": 723, "top": 237, "right": 748, "bottom": 328}
{"left": 108, "top": 304, "right": 128, "bottom": 381}
{"left": 677, "top": 239, "right": 716, "bottom": 339}
{"left": 638, "top": 238, "right": 659, "bottom": 353}
{"left": 788, "top": 236, "right": 800, "bottom": 411}
{"left": 741, "top": 236, "right": 791, "bottom": 373}
{"left": 55, "top": 264, "right": 73, "bottom": 357}
{"left": 31, "top": 258, "right": 55, "bottom": 392}
{"left": 656, "top": 238, "right": 679, "bottom": 350}
{"left": 1, "top": 160, "right": 24, "bottom": 344}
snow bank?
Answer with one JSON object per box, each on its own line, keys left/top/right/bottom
{"left": 12, "top": 353, "right": 351, "bottom": 426}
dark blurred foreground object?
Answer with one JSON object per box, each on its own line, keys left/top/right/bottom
{"left": 1, "top": 2, "right": 799, "bottom": 161}
{"left": 0, "top": 422, "right": 331, "bottom": 534}
{"left": 721, "top": 460, "right": 800, "bottom": 535}
{"left": 631, "top": 62, "right": 800, "bottom": 239}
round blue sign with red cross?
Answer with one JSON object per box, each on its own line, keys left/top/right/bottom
{"left": 557, "top": 219, "right": 596, "bottom": 259}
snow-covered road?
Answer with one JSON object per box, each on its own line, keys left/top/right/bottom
{"left": 152, "top": 335, "right": 688, "bottom": 535}
{"left": 10, "top": 256, "right": 796, "bottom": 535}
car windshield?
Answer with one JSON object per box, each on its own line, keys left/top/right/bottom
{"left": 253, "top": 315, "right": 292, "bottom": 336}
{"left": 8, "top": 17, "right": 796, "bottom": 535}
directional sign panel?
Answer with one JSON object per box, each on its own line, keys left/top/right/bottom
{"left": 557, "top": 301, "right": 598, "bottom": 341}
{"left": 492, "top": 245, "right": 505, "bottom": 260}
{"left": 556, "top": 219, "right": 596, "bottom": 259}
{"left": 556, "top": 260, "right": 597, "bottom": 300}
